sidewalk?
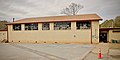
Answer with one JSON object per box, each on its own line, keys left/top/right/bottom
{"left": 83, "top": 43, "right": 120, "bottom": 60}
{"left": 84, "top": 43, "right": 109, "bottom": 60}
{"left": 109, "top": 44, "right": 120, "bottom": 60}
{"left": 92, "top": 43, "right": 109, "bottom": 54}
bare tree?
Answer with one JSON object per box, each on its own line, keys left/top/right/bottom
{"left": 61, "top": 3, "right": 84, "bottom": 15}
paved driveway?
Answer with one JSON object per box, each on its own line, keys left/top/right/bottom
{"left": 0, "top": 43, "right": 94, "bottom": 60}
{"left": 0, "top": 43, "right": 49, "bottom": 60}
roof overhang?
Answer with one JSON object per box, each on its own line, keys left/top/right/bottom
{"left": 99, "top": 27, "right": 120, "bottom": 31}
{"left": 6, "top": 14, "right": 102, "bottom": 25}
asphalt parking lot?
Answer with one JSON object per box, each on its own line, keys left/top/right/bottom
{"left": 0, "top": 43, "right": 94, "bottom": 60}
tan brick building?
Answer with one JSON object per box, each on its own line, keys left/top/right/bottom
{"left": 100, "top": 28, "right": 120, "bottom": 43}
{"left": 6, "top": 14, "right": 102, "bottom": 44}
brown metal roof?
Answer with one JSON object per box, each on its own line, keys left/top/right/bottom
{"left": 6, "top": 14, "right": 102, "bottom": 24}
{"left": 100, "top": 27, "right": 120, "bottom": 31}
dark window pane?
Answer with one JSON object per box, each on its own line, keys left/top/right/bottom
{"left": 25, "top": 23, "right": 38, "bottom": 30}
{"left": 13, "top": 24, "right": 21, "bottom": 31}
{"left": 76, "top": 22, "right": 91, "bottom": 29}
{"left": 42, "top": 22, "right": 50, "bottom": 30}
{"left": 54, "top": 22, "right": 71, "bottom": 30}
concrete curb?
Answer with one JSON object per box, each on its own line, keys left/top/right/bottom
{"left": 81, "top": 46, "right": 95, "bottom": 60}
{"left": 72, "top": 46, "right": 95, "bottom": 60}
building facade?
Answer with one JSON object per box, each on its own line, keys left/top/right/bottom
{"left": 100, "top": 28, "right": 120, "bottom": 43}
{"left": 6, "top": 14, "right": 102, "bottom": 44}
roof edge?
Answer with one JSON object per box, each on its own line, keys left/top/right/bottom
{"left": 100, "top": 27, "right": 120, "bottom": 30}
{"left": 6, "top": 19, "right": 101, "bottom": 25}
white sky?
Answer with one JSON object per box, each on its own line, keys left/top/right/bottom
{"left": 0, "top": 0, "right": 120, "bottom": 23}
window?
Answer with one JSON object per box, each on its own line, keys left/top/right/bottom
{"left": 76, "top": 22, "right": 91, "bottom": 29}
{"left": 54, "top": 22, "right": 71, "bottom": 30}
{"left": 13, "top": 24, "right": 21, "bottom": 31}
{"left": 42, "top": 22, "right": 50, "bottom": 30}
{"left": 25, "top": 23, "right": 38, "bottom": 30}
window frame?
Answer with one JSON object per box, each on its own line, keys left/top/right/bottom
{"left": 54, "top": 22, "right": 71, "bottom": 30}
{"left": 13, "top": 24, "right": 21, "bottom": 31}
{"left": 42, "top": 22, "right": 50, "bottom": 30}
{"left": 25, "top": 23, "right": 38, "bottom": 30}
{"left": 76, "top": 21, "right": 91, "bottom": 30}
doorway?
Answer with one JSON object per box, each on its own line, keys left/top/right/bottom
{"left": 99, "top": 33, "right": 107, "bottom": 43}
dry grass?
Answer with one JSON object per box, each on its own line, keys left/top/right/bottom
{"left": 109, "top": 43, "right": 120, "bottom": 49}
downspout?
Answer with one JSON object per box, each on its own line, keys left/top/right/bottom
{"left": 6, "top": 25, "right": 9, "bottom": 43}
{"left": 91, "top": 21, "right": 92, "bottom": 44}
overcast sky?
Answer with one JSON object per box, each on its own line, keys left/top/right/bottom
{"left": 0, "top": 0, "right": 120, "bottom": 23}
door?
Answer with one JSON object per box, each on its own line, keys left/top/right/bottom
{"left": 99, "top": 33, "right": 107, "bottom": 43}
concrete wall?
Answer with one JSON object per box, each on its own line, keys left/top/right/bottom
{"left": 108, "top": 30, "right": 120, "bottom": 42}
{"left": 8, "top": 21, "right": 99, "bottom": 44}
{"left": 112, "top": 32, "right": 120, "bottom": 40}
{"left": 91, "top": 21, "right": 99, "bottom": 43}
{"left": 0, "top": 31, "right": 7, "bottom": 42}
{"left": 108, "top": 30, "right": 112, "bottom": 42}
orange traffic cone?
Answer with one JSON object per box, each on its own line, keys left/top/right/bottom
{"left": 98, "top": 48, "right": 102, "bottom": 59}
